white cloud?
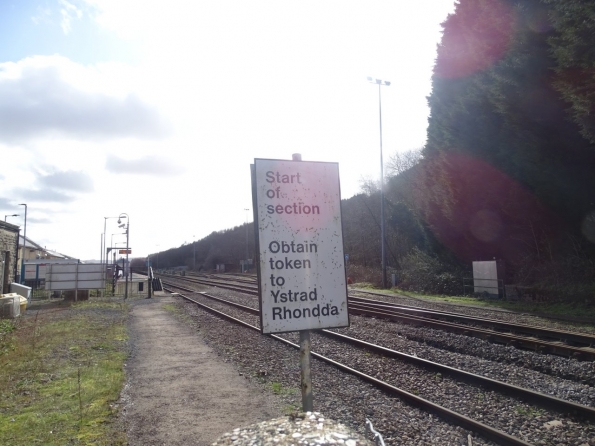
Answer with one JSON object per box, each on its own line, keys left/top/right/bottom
{"left": 0, "top": 56, "right": 171, "bottom": 143}
{"left": 60, "top": 0, "right": 83, "bottom": 34}
{"left": 31, "top": 6, "right": 53, "bottom": 26}
{"left": 14, "top": 187, "right": 77, "bottom": 204}
{"left": 38, "top": 169, "right": 95, "bottom": 193}
{"left": 3, "top": 0, "right": 457, "bottom": 260}
{"left": 106, "top": 154, "right": 184, "bottom": 176}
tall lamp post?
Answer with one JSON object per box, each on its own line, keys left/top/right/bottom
{"left": 101, "top": 217, "right": 118, "bottom": 287}
{"left": 118, "top": 213, "right": 129, "bottom": 299}
{"left": 103, "top": 216, "right": 118, "bottom": 276}
{"left": 367, "top": 77, "right": 390, "bottom": 288}
{"left": 19, "top": 204, "right": 27, "bottom": 284}
{"left": 244, "top": 208, "right": 250, "bottom": 273}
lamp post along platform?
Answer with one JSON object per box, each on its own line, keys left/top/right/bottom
{"left": 118, "top": 214, "right": 130, "bottom": 299}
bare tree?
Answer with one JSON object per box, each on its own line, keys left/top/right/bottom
{"left": 386, "top": 149, "right": 423, "bottom": 177}
{"left": 358, "top": 175, "right": 379, "bottom": 195}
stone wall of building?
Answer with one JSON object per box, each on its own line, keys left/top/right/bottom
{"left": 0, "top": 221, "right": 20, "bottom": 294}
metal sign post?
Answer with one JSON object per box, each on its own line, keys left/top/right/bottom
{"left": 299, "top": 329, "right": 313, "bottom": 411}
{"left": 252, "top": 153, "right": 349, "bottom": 412}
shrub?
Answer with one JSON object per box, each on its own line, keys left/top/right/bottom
{"left": 398, "top": 248, "right": 465, "bottom": 295}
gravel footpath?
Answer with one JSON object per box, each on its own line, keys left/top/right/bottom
{"left": 121, "top": 294, "right": 284, "bottom": 445}
{"left": 176, "top": 286, "right": 595, "bottom": 446}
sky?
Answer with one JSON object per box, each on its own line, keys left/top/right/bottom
{"left": 0, "top": 0, "right": 456, "bottom": 261}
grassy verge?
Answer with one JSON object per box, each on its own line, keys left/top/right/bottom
{"left": 355, "top": 286, "right": 595, "bottom": 322}
{"left": 0, "top": 299, "right": 129, "bottom": 445}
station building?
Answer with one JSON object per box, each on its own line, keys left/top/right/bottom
{"left": 17, "top": 234, "right": 75, "bottom": 283}
{"left": 0, "top": 221, "right": 20, "bottom": 294}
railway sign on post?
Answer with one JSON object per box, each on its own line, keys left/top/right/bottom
{"left": 253, "top": 157, "right": 349, "bottom": 334}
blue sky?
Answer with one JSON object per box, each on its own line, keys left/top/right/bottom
{"left": 0, "top": 0, "right": 456, "bottom": 261}
{"left": 0, "top": 1, "right": 137, "bottom": 63}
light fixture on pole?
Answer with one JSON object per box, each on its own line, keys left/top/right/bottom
{"left": 4, "top": 214, "right": 19, "bottom": 222}
{"left": 118, "top": 213, "right": 130, "bottom": 299}
{"left": 19, "top": 204, "right": 27, "bottom": 284}
{"left": 367, "top": 77, "right": 390, "bottom": 289}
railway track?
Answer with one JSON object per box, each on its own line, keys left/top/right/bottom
{"left": 163, "top": 282, "right": 595, "bottom": 446}
{"left": 157, "top": 272, "right": 595, "bottom": 361}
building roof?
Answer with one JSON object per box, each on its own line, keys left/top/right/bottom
{"left": 0, "top": 220, "right": 20, "bottom": 233}
{"left": 19, "top": 234, "right": 75, "bottom": 260}
{"left": 19, "top": 234, "right": 44, "bottom": 251}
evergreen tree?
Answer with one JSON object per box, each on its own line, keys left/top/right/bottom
{"left": 422, "top": 0, "right": 595, "bottom": 274}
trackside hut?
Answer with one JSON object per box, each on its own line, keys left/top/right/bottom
{"left": 253, "top": 158, "right": 349, "bottom": 334}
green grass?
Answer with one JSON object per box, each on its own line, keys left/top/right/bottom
{"left": 162, "top": 302, "right": 193, "bottom": 324}
{"left": 270, "top": 382, "right": 296, "bottom": 396}
{"left": 383, "top": 288, "right": 595, "bottom": 322}
{"left": 514, "top": 405, "right": 545, "bottom": 417}
{"left": 0, "top": 299, "right": 129, "bottom": 445}
{"left": 282, "top": 403, "right": 299, "bottom": 415}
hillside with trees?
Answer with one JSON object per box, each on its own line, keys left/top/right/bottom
{"left": 150, "top": 0, "right": 595, "bottom": 302}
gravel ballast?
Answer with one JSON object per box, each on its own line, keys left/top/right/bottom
{"left": 161, "top": 279, "right": 595, "bottom": 445}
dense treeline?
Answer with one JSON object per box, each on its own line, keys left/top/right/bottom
{"left": 416, "top": 0, "right": 595, "bottom": 300}
{"left": 151, "top": 0, "right": 595, "bottom": 302}
{"left": 152, "top": 225, "right": 255, "bottom": 273}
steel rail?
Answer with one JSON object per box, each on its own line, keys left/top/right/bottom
{"left": 349, "top": 296, "right": 595, "bottom": 347}
{"left": 169, "top": 285, "right": 595, "bottom": 422}
{"left": 166, "top": 288, "right": 533, "bottom": 446}
{"left": 162, "top": 274, "right": 595, "bottom": 359}
{"left": 348, "top": 303, "right": 595, "bottom": 361}
{"left": 353, "top": 288, "right": 595, "bottom": 326}
{"left": 159, "top": 273, "right": 259, "bottom": 295}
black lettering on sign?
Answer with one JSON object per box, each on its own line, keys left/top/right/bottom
{"left": 271, "top": 288, "right": 317, "bottom": 303}
{"left": 266, "top": 171, "right": 303, "bottom": 184}
{"left": 268, "top": 257, "right": 311, "bottom": 270}
{"left": 271, "top": 303, "right": 339, "bottom": 320}
{"left": 269, "top": 241, "right": 318, "bottom": 254}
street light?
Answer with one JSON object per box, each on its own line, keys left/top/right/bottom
{"left": 118, "top": 213, "right": 130, "bottom": 299}
{"left": 103, "top": 216, "right": 119, "bottom": 287}
{"left": 103, "top": 217, "right": 118, "bottom": 264}
{"left": 109, "top": 232, "right": 126, "bottom": 264}
{"left": 367, "top": 77, "right": 390, "bottom": 288}
{"left": 4, "top": 214, "right": 19, "bottom": 222}
{"left": 19, "top": 204, "right": 27, "bottom": 284}
{"left": 244, "top": 208, "right": 250, "bottom": 273}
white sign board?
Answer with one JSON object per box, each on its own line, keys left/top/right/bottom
{"left": 24, "top": 264, "right": 37, "bottom": 280}
{"left": 45, "top": 263, "right": 105, "bottom": 290}
{"left": 253, "top": 158, "right": 349, "bottom": 334}
{"left": 472, "top": 260, "right": 499, "bottom": 296}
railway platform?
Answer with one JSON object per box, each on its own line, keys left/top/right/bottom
{"left": 122, "top": 292, "right": 282, "bottom": 445}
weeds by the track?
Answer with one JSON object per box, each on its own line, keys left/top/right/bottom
{"left": 361, "top": 287, "right": 595, "bottom": 323}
